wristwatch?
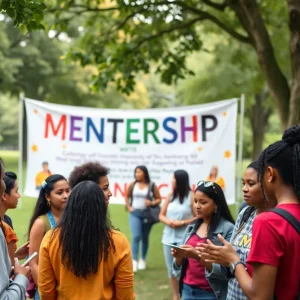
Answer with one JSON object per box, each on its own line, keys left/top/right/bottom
{"left": 230, "top": 261, "right": 246, "bottom": 275}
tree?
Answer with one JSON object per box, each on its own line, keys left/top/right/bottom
{"left": 0, "top": 0, "right": 46, "bottom": 31}
{"left": 42, "top": 0, "right": 298, "bottom": 129}
{"left": 177, "top": 33, "right": 275, "bottom": 160}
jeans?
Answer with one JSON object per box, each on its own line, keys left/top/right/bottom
{"left": 129, "top": 209, "right": 153, "bottom": 261}
{"left": 34, "top": 290, "right": 40, "bottom": 300}
{"left": 163, "top": 243, "right": 178, "bottom": 278}
{"left": 182, "top": 284, "right": 216, "bottom": 300}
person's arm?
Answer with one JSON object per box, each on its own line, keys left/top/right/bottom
{"left": 38, "top": 231, "right": 57, "bottom": 300}
{"left": 125, "top": 183, "right": 134, "bottom": 212}
{"left": 29, "top": 218, "right": 46, "bottom": 284}
{"left": 199, "top": 234, "right": 277, "bottom": 299}
{"left": 232, "top": 262, "right": 277, "bottom": 300}
{"left": 114, "top": 236, "right": 135, "bottom": 300}
{"left": 7, "top": 242, "right": 15, "bottom": 266}
{"left": 0, "top": 231, "right": 30, "bottom": 300}
{"left": 159, "top": 196, "right": 173, "bottom": 226}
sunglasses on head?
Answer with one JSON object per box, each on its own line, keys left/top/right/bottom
{"left": 197, "top": 180, "right": 217, "bottom": 194}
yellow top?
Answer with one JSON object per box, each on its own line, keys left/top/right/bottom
{"left": 35, "top": 171, "right": 52, "bottom": 187}
{"left": 38, "top": 229, "right": 135, "bottom": 300}
{"left": 206, "top": 176, "right": 225, "bottom": 190}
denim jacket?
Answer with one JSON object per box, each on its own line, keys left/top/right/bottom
{"left": 172, "top": 218, "right": 234, "bottom": 300}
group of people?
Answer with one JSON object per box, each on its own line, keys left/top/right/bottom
{"left": 1, "top": 162, "right": 134, "bottom": 299}
{"left": 0, "top": 125, "right": 299, "bottom": 300}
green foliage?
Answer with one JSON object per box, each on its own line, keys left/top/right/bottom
{"left": 0, "top": 93, "right": 19, "bottom": 146}
{"left": 41, "top": 0, "right": 289, "bottom": 98}
{"left": 0, "top": 0, "right": 46, "bottom": 31}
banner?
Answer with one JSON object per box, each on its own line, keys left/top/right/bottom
{"left": 24, "top": 98, "right": 238, "bottom": 204}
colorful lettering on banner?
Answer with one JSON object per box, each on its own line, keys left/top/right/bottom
{"left": 24, "top": 98, "right": 238, "bottom": 204}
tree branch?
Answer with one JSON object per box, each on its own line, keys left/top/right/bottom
{"left": 201, "top": 0, "right": 229, "bottom": 11}
{"left": 47, "top": 5, "right": 119, "bottom": 14}
{"left": 129, "top": 16, "right": 206, "bottom": 53}
{"left": 154, "top": 1, "right": 251, "bottom": 44}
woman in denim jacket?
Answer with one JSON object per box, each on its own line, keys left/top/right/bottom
{"left": 172, "top": 181, "right": 234, "bottom": 300}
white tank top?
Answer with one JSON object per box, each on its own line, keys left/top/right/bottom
{"left": 131, "top": 184, "right": 148, "bottom": 210}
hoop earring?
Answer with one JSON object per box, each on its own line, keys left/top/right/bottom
{"left": 47, "top": 200, "right": 51, "bottom": 207}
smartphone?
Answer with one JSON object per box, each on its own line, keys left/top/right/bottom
{"left": 162, "top": 243, "right": 183, "bottom": 250}
{"left": 21, "top": 252, "right": 38, "bottom": 267}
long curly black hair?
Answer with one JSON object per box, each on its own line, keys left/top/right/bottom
{"left": 57, "top": 180, "right": 116, "bottom": 278}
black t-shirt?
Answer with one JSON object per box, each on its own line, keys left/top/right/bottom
{"left": 3, "top": 214, "right": 13, "bottom": 229}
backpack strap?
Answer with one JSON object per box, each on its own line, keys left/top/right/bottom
{"left": 128, "top": 182, "right": 136, "bottom": 206}
{"left": 147, "top": 182, "right": 155, "bottom": 201}
{"left": 270, "top": 208, "right": 300, "bottom": 234}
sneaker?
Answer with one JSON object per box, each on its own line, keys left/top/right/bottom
{"left": 133, "top": 260, "right": 138, "bottom": 273}
{"left": 138, "top": 259, "right": 146, "bottom": 270}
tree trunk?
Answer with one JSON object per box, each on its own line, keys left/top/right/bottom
{"left": 287, "top": 0, "right": 300, "bottom": 126}
{"left": 250, "top": 90, "right": 271, "bottom": 160}
{"left": 230, "top": 0, "right": 291, "bottom": 129}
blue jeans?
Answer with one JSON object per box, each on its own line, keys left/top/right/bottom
{"left": 34, "top": 290, "right": 40, "bottom": 300}
{"left": 182, "top": 284, "right": 216, "bottom": 300}
{"left": 129, "top": 209, "right": 153, "bottom": 261}
{"left": 163, "top": 243, "right": 178, "bottom": 278}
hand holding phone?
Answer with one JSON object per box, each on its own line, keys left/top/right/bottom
{"left": 15, "top": 241, "right": 29, "bottom": 260}
{"left": 162, "top": 243, "right": 183, "bottom": 251}
{"left": 21, "top": 252, "right": 38, "bottom": 267}
{"left": 14, "top": 258, "right": 31, "bottom": 279}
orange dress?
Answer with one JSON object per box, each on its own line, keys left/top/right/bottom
{"left": 38, "top": 229, "right": 135, "bottom": 300}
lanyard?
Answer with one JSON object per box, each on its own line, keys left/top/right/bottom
{"left": 47, "top": 211, "right": 57, "bottom": 229}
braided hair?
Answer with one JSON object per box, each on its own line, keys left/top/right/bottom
{"left": 258, "top": 125, "right": 300, "bottom": 203}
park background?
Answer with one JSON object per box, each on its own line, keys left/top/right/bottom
{"left": 1, "top": 0, "right": 299, "bottom": 299}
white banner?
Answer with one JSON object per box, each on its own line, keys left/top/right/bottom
{"left": 24, "top": 98, "right": 238, "bottom": 204}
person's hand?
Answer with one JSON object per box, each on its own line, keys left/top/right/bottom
{"left": 15, "top": 242, "right": 29, "bottom": 260}
{"left": 14, "top": 258, "right": 31, "bottom": 279}
{"left": 171, "top": 247, "right": 185, "bottom": 266}
{"left": 196, "top": 234, "right": 240, "bottom": 267}
{"left": 179, "top": 245, "right": 200, "bottom": 260}
{"left": 145, "top": 199, "right": 153, "bottom": 207}
{"left": 128, "top": 206, "right": 134, "bottom": 213}
{"left": 168, "top": 220, "right": 176, "bottom": 228}
{"left": 172, "top": 220, "right": 184, "bottom": 228}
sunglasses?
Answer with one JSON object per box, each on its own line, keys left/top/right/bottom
{"left": 197, "top": 180, "right": 217, "bottom": 194}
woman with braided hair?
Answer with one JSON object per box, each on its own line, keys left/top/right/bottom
{"left": 199, "top": 125, "right": 300, "bottom": 300}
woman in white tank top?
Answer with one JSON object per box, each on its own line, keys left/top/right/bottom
{"left": 125, "top": 166, "right": 161, "bottom": 272}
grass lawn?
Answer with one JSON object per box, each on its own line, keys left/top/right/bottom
{"left": 0, "top": 150, "right": 247, "bottom": 299}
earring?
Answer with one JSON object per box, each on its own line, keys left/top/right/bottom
{"left": 47, "top": 200, "right": 51, "bottom": 207}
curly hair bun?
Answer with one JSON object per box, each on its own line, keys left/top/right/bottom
{"left": 282, "top": 125, "right": 300, "bottom": 145}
